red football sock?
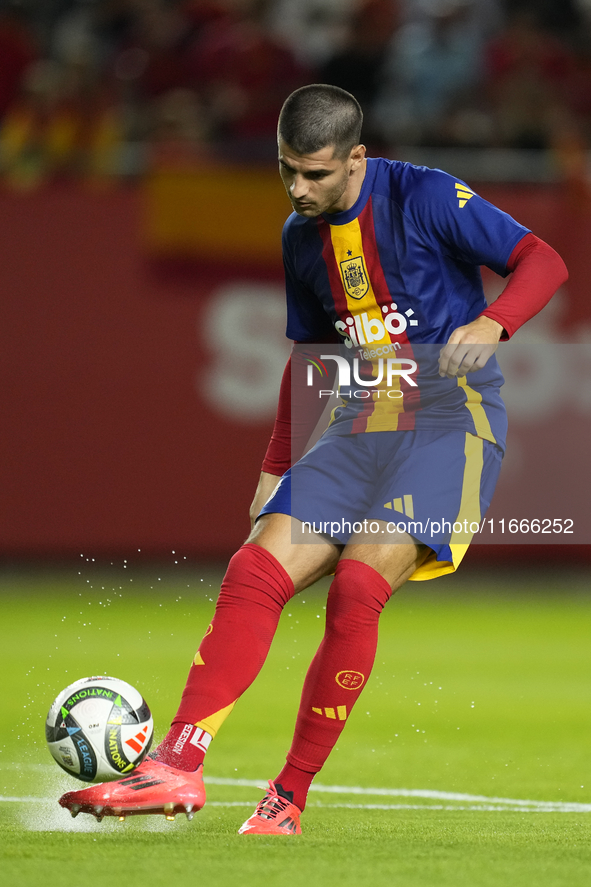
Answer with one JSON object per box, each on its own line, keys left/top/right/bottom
{"left": 274, "top": 559, "right": 392, "bottom": 810}
{"left": 157, "top": 543, "right": 295, "bottom": 770}
{"left": 154, "top": 722, "right": 211, "bottom": 771}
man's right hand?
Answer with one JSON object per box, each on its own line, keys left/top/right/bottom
{"left": 249, "top": 471, "right": 283, "bottom": 529}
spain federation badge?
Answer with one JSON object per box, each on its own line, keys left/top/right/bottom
{"left": 339, "top": 256, "right": 369, "bottom": 299}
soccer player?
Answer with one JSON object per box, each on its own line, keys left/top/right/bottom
{"left": 60, "top": 85, "right": 567, "bottom": 834}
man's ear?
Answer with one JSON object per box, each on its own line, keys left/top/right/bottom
{"left": 350, "top": 144, "right": 366, "bottom": 169}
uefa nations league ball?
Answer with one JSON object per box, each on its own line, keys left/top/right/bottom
{"left": 46, "top": 676, "right": 154, "bottom": 782}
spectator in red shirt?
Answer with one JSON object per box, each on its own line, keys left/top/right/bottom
{"left": 0, "top": 7, "right": 37, "bottom": 121}
{"left": 485, "top": 8, "right": 577, "bottom": 148}
{"left": 190, "top": 0, "right": 311, "bottom": 159}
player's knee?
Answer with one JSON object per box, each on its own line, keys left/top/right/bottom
{"left": 324, "top": 560, "right": 392, "bottom": 635}
{"left": 220, "top": 542, "right": 295, "bottom": 609}
{"left": 246, "top": 513, "right": 340, "bottom": 593}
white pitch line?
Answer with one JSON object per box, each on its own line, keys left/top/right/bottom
{"left": 204, "top": 777, "right": 591, "bottom": 812}
{"left": 2, "top": 767, "right": 590, "bottom": 814}
{"left": 0, "top": 796, "right": 45, "bottom": 803}
{"left": 308, "top": 803, "right": 591, "bottom": 814}
{"left": 205, "top": 801, "right": 589, "bottom": 813}
{"left": 1, "top": 796, "right": 589, "bottom": 814}
{"left": 0, "top": 795, "right": 590, "bottom": 813}
{"left": 0, "top": 763, "right": 49, "bottom": 771}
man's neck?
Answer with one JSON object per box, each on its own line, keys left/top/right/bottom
{"left": 328, "top": 158, "right": 367, "bottom": 214}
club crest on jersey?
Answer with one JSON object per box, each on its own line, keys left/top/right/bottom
{"left": 340, "top": 256, "right": 369, "bottom": 299}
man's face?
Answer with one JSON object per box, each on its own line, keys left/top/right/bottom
{"left": 278, "top": 139, "right": 364, "bottom": 217}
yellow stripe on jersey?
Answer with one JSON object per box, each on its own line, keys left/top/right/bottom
{"left": 328, "top": 219, "right": 405, "bottom": 430}
{"left": 457, "top": 376, "right": 496, "bottom": 443}
{"left": 409, "top": 433, "right": 483, "bottom": 581}
{"left": 329, "top": 219, "right": 388, "bottom": 329}
{"left": 366, "top": 386, "right": 406, "bottom": 431}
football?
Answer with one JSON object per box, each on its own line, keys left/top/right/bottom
{"left": 45, "top": 676, "right": 154, "bottom": 783}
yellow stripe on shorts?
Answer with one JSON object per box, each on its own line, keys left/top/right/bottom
{"left": 410, "top": 433, "right": 484, "bottom": 581}
{"left": 457, "top": 376, "right": 495, "bottom": 443}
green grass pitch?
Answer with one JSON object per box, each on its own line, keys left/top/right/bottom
{"left": 1, "top": 560, "right": 590, "bottom": 886}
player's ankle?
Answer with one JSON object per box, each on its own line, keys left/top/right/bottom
{"left": 274, "top": 762, "right": 315, "bottom": 811}
{"left": 154, "top": 722, "right": 211, "bottom": 772}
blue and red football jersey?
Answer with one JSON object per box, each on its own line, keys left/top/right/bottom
{"left": 283, "top": 158, "right": 530, "bottom": 451}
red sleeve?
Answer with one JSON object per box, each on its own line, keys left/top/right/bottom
{"left": 480, "top": 232, "right": 568, "bottom": 339}
{"left": 261, "top": 346, "right": 336, "bottom": 475}
{"left": 261, "top": 355, "right": 292, "bottom": 476}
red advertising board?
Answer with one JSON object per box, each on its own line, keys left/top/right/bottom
{"left": 0, "top": 169, "right": 589, "bottom": 559}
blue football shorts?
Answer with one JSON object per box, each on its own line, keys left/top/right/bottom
{"left": 258, "top": 429, "right": 503, "bottom": 581}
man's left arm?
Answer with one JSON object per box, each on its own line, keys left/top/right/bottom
{"left": 439, "top": 233, "right": 568, "bottom": 378}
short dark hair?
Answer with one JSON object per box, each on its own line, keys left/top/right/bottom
{"left": 278, "top": 84, "right": 363, "bottom": 159}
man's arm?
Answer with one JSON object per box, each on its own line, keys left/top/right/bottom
{"left": 438, "top": 233, "right": 568, "bottom": 378}
{"left": 480, "top": 233, "right": 568, "bottom": 339}
{"left": 438, "top": 315, "right": 503, "bottom": 378}
{"left": 252, "top": 219, "right": 339, "bottom": 526}
{"left": 249, "top": 471, "right": 283, "bottom": 529}
{"left": 249, "top": 347, "right": 336, "bottom": 528}
{"left": 249, "top": 354, "right": 292, "bottom": 527}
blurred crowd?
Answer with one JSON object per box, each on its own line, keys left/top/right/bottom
{"left": 2, "top": 0, "right": 591, "bottom": 183}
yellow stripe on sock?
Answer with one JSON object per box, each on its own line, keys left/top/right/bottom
{"left": 195, "top": 701, "right": 235, "bottom": 738}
